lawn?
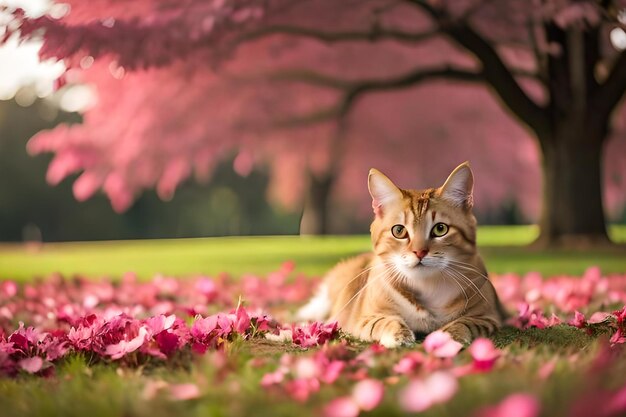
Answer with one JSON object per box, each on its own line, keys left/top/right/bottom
{"left": 0, "top": 225, "right": 626, "bottom": 417}
{"left": 1, "top": 225, "right": 626, "bottom": 281}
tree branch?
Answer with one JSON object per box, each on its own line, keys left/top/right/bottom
{"left": 236, "top": 24, "right": 439, "bottom": 45}
{"left": 408, "top": 0, "right": 550, "bottom": 135}
{"left": 270, "top": 66, "right": 483, "bottom": 128}
{"left": 590, "top": 50, "right": 626, "bottom": 127}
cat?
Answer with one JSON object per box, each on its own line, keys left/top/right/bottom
{"left": 298, "top": 162, "right": 505, "bottom": 347}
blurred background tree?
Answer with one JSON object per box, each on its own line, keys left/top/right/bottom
{"left": 2, "top": 0, "right": 626, "bottom": 245}
{"left": 0, "top": 98, "right": 300, "bottom": 241}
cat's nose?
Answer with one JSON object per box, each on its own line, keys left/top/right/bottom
{"left": 414, "top": 249, "right": 429, "bottom": 260}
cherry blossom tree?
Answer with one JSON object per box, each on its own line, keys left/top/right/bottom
{"left": 3, "top": 0, "right": 626, "bottom": 244}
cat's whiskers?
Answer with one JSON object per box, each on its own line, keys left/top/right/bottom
{"left": 444, "top": 266, "right": 491, "bottom": 305}
{"left": 445, "top": 259, "right": 490, "bottom": 282}
{"left": 440, "top": 269, "right": 470, "bottom": 312}
{"left": 328, "top": 263, "right": 396, "bottom": 323}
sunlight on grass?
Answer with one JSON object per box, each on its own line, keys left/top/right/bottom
{"left": 0, "top": 225, "right": 624, "bottom": 281}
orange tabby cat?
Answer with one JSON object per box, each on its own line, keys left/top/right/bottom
{"left": 298, "top": 162, "right": 505, "bottom": 347}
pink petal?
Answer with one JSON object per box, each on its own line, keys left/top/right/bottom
{"left": 424, "top": 371, "right": 458, "bottom": 403}
{"left": 169, "top": 383, "right": 201, "bottom": 401}
{"left": 606, "top": 385, "right": 626, "bottom": 415}
{"left": 537, "top": 359, "right": 556, "bottom": 380}
{"left": 19, "top": 356, "right": 43, "bottom": 373}
{"left": 568, "top": 311, "right": 586, "bottom": 328}
{"left": 352, "top": 379, "right": 384, "bottom": 411}
{"left": 105, "top": 326, "right": 148, "bottom": 359}
{"left": 320, "top": 360, "right": 345, "bottom": 384}
{"left": 399, "top": 379, "right": 432, "bottom": 412}
{"left": 610, "top": 328, "right": 626, "bottom": 346}
{"left": 155, "top": 331, "right": 179, "bottom": 356}
{"left": 323, "top": 397, "right": 360, "bottom": 417}
{"left": 478, "top": 393, "right": 540, "bottom": 417}
{"left": 423, "top": 331, "right": 463, "bottom": 358}
{"left": 469, "top": 338, "right": 500, "bottom": 371}
{"left": 588, "top": 312, "right": 611, "bottom": 324}
{"left": 399, "top": 372, "right": 458, "bottom": 412}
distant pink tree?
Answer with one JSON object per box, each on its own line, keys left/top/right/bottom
{"left": 4, "top": 0, "right": 626, "bottom": 244}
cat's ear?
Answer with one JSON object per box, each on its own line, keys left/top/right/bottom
{"left": 368, "top": 168, "right": 403, "bottom": 217}
{"left": 440, "top": 162, "right": 474, "bottom": 209}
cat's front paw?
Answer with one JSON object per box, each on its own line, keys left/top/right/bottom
{"left": 441, "top": 323, "right": 472, "bottom": 345}
{"left": 378, "top": 322, "right": 416, "bottom": 348}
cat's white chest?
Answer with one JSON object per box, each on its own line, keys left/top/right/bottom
{"left": 388, "top": 276, "right": 461, "bottom": 332}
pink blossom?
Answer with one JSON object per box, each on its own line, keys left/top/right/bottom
{"left": 285, "top": 378, "right": 320, "bottom": 402}
{"left": 1, "top": 281, "right": 17, "bottom": 298}
{"left": 393, "top": 352, "right": 424, "bottom": 375}
{"left": 18, "top": 356, "right": 43, "bottom": 374}
{"left": 323, "top": 397, "right": 360, "bottom": 417}
{"left": 105, "top": 326, "right": 148, "bottom": 359}
{"left": 352, "top": 379, "right": 384, "bottom": 411}
{"left": 469, "top": 338, "right": 500, "bottom": 371}
{"left": 477, "top": 393, "right": 540, "bottom": 417}
{"left": 399, "top": 371, "right": 458, "bottom": 412}
{"left": 610, "top": 328, "right": 626, "bottom": 346}
{"left": 320, "top": 360, "right": 345, "bottom": 384}
{"left": 291, "top": 322, "right": 338, "bottom": 348}
{"left": 511, "top": 303, "right": 550, "bottom": 329}
{"left": 614, "top": 306, "right": 626, "bottom": 324}
{"left": 569, "top": 311, "right": 587, "bottom": 328}
{"left": 423, "top": 331, "right": 463, "bottom": 358}
{"left": 588, "top": 312, "right": 612, "bottom": 324}
{"left": 260, "top": 369, "right": 286, "bottom": 387}
{"left": 606, "top": 385, "right": 626, "bottom": 415}
{"left": 154, "top": 331, "right": 179, "bottom": 357}
{"left": 145, "top": 314, "right": 176, "bottom": 335}
{"left": 169, "top": 383, "right": 201, "bottom": 401}
{"left": 231, "top": 307, "right": 251, "bottom": 335}
{"left": 537, "top": 359, "right": 557, "bottom": 380}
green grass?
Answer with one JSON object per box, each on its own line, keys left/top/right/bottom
{"left": 1, "top": 225, "right": 626, "bottom": 417}
{"left": 0, "top": 225, "right": 625, "bottom": 281}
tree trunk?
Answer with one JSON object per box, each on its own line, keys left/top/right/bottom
{"left": 299, "top": 172, "right": 333, "bottom": 235}
{"left": 534, "top": 125, "right": 610, "bottom": 248}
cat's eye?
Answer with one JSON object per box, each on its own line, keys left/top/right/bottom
{"left": 391, "top": 224, "right": 408, "bottom": 239}
{"left": 431, "top": 223, "right": 449, "bottom": 237}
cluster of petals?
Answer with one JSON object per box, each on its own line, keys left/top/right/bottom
{"left": 495, "top": 267, "right": 626, "bottom": 314}
{"left": 0, "top": 263, "right": 338, "bottom": 376}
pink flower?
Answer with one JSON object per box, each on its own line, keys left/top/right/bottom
{"left": 169, "top": 383, "right": 201, "bottom": 401}
{"left": 260, "top": 369, "right": 286, "bottom": 387}
{"left": 291, "top": 322, "right": 338, "bottom": 348}
{"left": 18, "top": 356, "right": 43, "bottom": 374}
{"left": 231, "top": 307, "right": 251, "bottom": 335}
{"left": 569, "top": 311, "right": 587, "bottom": 328}
{"left": 588, "top": 312, "right": 612, "bottom": 324}
{"left": 423, "top": 331, "right": 463, "bottom": 358}
{"left": 399, "top": 372, "right": 458, "bottom": 412}
{"left": 323, "top": 397, "right": 360, "bottom": 417}
{"left": 610, "top": 328, "right": 626, "bottom": 346}
{"left": 285, "top": 378, "right": 320, "bottom": 402}
{"left": 393, "top": 352, "right": 424, "bottom": 375}
{"left": 477, "top": 393, "right": 540, "bottom": 417}
{"left": 511, "top": 303, "right": 549, "bottom": 329}
{"left": 145, "top": 314, "right": 176, "bottom": 335}
{"left": 105, "top": 326, "right": 148, "bottom": 359}
{"left": 537, "top": 359, "right": 557, "bottom": 380}
{"left": 352, "top": 379, "right": 384, "bottom": 411}
{"left": 1, "top": 281, "right": 17, "bottom": 298}
{"left": 606, "top": 385, "right": 626, "bottom": 415}
{"left": 469, "top": 338, "right": 500, "bottom": 371}
{"left": 613, "top": 305, "right": 626, "bottom": 324}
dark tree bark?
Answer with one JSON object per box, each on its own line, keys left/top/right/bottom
{"left": 535, "top": 126, "right": 609, "bottom": 247}
{"left": 299, "top": 171, "right": 334, "bottom": 235}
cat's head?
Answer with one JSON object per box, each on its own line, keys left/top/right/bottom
{"left": 368, "top": 162, "right": 478, "bottom": 282}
